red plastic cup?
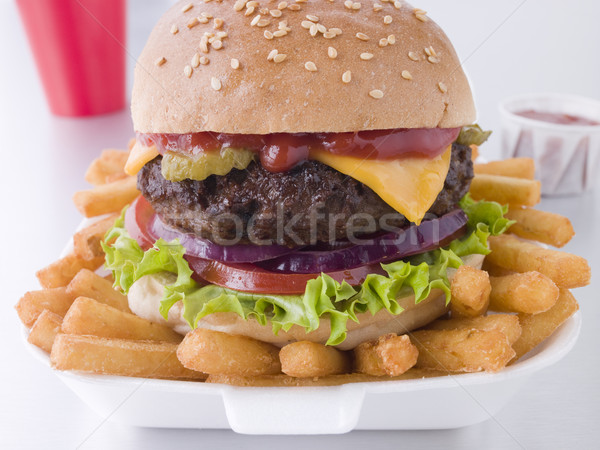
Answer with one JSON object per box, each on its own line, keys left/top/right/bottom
{"left": 16, "top": 0, "right": 126, "bottom": 116}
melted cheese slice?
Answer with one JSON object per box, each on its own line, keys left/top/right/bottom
{"left": 125, "top": 140, "right": 452, "bottom": 225}
{"left": 311, "top": 147, "right": 452, "bottom": 224}
{"left": 125, "top": 141, "right": 159, "bottom": 176}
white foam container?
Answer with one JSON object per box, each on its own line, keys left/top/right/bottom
{"left": 24, "top": 312, "right": 580, "bottom": 434}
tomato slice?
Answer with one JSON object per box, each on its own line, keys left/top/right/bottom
{"left": 185, "top": 255, "right": 386, "bottom": 295}
{"left": 124, "top": 195, "right": 155, "bottom": 250}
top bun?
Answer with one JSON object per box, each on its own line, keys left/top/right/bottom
{"left": 132, "top": 0, "right": 476, "bottom": 134}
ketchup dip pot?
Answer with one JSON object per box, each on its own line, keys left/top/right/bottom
{"left": 499, "top": 93, "right": 600, "bottom": 196}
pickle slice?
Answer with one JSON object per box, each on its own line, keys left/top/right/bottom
{"left": 161, "top": 147, "right": 255, "bottom": 181}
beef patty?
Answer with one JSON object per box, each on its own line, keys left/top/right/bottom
{"left": 138, "top": 143, "right": 473, "bottom": 246}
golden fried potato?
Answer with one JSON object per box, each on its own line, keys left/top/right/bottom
{"left": 489, "top": 272, "right": 559, "bottom": 314}
{"left": 27, "top": 310, "right": 63, "bottom": 353}
{"left": 354, "top": 334, "right": 419, "bottom": 376}
{"left": 280, "top": 341, "right": 350, "bottom": 378}
{"left": 450, "top": 265, "right": 491, "bottom": 318}
{"left": 15, "top": 287, "right": 76, "bottom": 327}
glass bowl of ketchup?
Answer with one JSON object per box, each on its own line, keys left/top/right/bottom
{"left": 499, "top": 93, "right": 600, "bottom": 195}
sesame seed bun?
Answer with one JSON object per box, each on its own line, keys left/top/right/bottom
{"left": 132, "top": 0, "right": 476, "bottom": 134}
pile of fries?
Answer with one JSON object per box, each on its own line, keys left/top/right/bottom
{"left": 15, "top": 145, "right": 590, "bottom": 387}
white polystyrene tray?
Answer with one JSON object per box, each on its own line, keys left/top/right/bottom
{"left": 21, "top": 218, "right": 582, "bottom": 434}
{"left": 23, "top": 311, "right": 581, "bottom": 434}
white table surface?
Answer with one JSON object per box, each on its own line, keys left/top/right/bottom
{"left": 1, "top": 1, "right": 598, "bottom": 448}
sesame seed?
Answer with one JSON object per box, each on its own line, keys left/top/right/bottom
{"left": 296, "top": 0, "right": 308, "bottom": 3}
{"left": 301, "top": 20, "right": 312, "bottom": 29}
{"left": 388, "top": 34, "right": 396, "bottom": 45}
{"left": 373, "top": 3, "right": 382, "bottom": 11}
{"left": 394, "top": 1, "right": 402, "bottom": 9}
{"left": 247, "top": 1, "right": 258, "bottom": 7}
{"left": 250, "top": 14, "right": 261, "bottom": 26}
{"left": 369, "top": 89, "right": 384, "bottom": 99}
{"left": 344, "top": 0, "right": 353, "bottom": 9}
{"left": 211, "top": 77, "right": 222, "bottom": 91}
{"left": 256, "top": 19, "right": 271, "bottom": 27}
{"left": 401, "top": 70, "right": 412, "bottom": 80}
{"left": 270, "top": 9, "right": 282, "bottom": 17}
{"left": 182, "top": 3, "right": 194, "bottom": 13}
{"left": 305, "top": 61, "right": 317, "bottom": 72}
{"left": 287, "top": 4, "right": 301, "bottom": 10}
{"left": 201, "top": 12, "right": 213, "bottom": 19}
{"left": 424, "top": 47, "right": 432, "bottom": 56}
{"left": 217, "top": 31, "right": 228, "bottom": 38}
{"left": 234, "top": 1, "right": 247, "bottom": 12}
{"left": 267, "top": 49, "right": 278, "bottom": 61}
{"left": 278, "top": 1, "right": 288, "bottom": 9}
{"left": 316, "top": 23, "right": 326, "bottom": 33}
{"left": 278, "top": 20, "right": 289, "bottom": 29}
{"left": 306, "top": 14, "right": 319, "bottom": 22}
{"left": 323, "top": 31, "right": 336, "bottom": 39}
{"left": 273, "top": 30, "right": 287, "bottom": 37}
{"left": 198, "top": 16, "right": 209, "bottom": 24}
{"left": 328, "top": 46, "right": 338, "bottom": 59}
{"left": 408, "top": 51, "right": 419, "bottom": 61}
{"left": 356, "top": 32, "right": 369, "bottom": 41}
{"left": 428, "top": 56, "right": 440, "bottom": 64}
{"left": 231, "top": 58, "right": 240, "bottom": 69}
{"left": 155, "top": 56, "right": 167, "bottom": 67}
{"left": 438, "top": 82, "right": 447, "bottom": 93}
{"left": 191, "top": 53, "right": 201, "bottom": 68}
{"left": 213, "top": 18, "right": 224, "bottom": 29}
{"left": 244, "top": 6, "right": 255, "bottom": 16}
{"left": 352, "top": 2, "right": 361, "bottom": 10}
{"left": 309, "top": 24, "right": 318, "bottom": 37}
{"left": 360, "top": 52, "right": 374, "bottom": 60}
{"left": 200, "top": 56, "right": 209, "bottom": 65}
{"left": 414, "top": 8, "right": 429, "bottom": 22}
{"left": 187, "top": 17, "right": 200, "bottom": 28}
{"left": 273, "top": 53, "right": 287, "bottom": 63}
{"left": 264, "top": 30, "right": 274, "bottom": 39}
{"left": 259, "top": 7, "right": 269, "bottom": 14}
{"left": 212, "top": 39, "right": 223, "bottom": 50}
{"left": 379, "top": 38, "right": 388, "bottom": 47}
{"left": 342, "top": 70, "right": 352, "bottom": 83}
{"left": 170, "top": 24, "right": 179, "bottom": 35}
{"left": 429, "top": 46, "right": 438, "bottom": 57}
{"left": 384, "top": 15, "right": 393, "bottom": 24}
{"left": 184, "top": 65, "right": 193, "bottom": 78}
{"left": 330, "top": 27, "right": 342, "bottom": 35}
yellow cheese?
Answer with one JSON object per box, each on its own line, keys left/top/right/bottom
{"left": 125, "top": 141, "right": 159, "bottom": 176}
{"left": 311, "top": 147, "right": 452, "bottom": 224}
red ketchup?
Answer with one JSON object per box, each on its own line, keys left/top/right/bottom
{"left": 516, "top": 110, "right": 600, "bottom": 126}
{"left": 137, "top": 127, "right": 461, "bottom": 172}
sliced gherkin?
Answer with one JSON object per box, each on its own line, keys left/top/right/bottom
{"left": 161, "top": 147, "right": 255, "bottom": 182}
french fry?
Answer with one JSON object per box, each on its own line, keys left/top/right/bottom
{"left": 62, "top": 297, "right": 182, "bottom": 343}
{"left": 469, "top": 174, "right": 541, "bottom": 206}
{"left": 15, "top": 287, "right": 75, "bottom": 327}
{"left": 410, "top": 329, "right": 515, "bottom": 372}
{"left": 51, "top": 334, "right": 205, "bottom": 380}
{"left": 450, "top": 266, "right": 491, "bottom": 318}
{"left": 73, "top": 214, "right": 118, "bottom": 260}
{"left": 280, "top": 341, "right": 350, "bottom": 377}
{"left": 354, "top": 334, "right": 419, "bottom": 376}
{"left": 425, "top": 314, "right": 522, "bottom": 345}
{"left": 474, "top": 158, "right": 535, "bottom": 180}
{"left": 487, "top": 234, "right": 591, "bottom": 289}
{"left": 36, "top": 253, "right": 104, "bottom": 289}
{"left": 73, "top": 176, "right": 139, "bottom": 218}
{"left": 206, "top": 369, "right": 447, "bottom": 387}
{"left": 512, "top": 289, "right": 579, "bottom": 361}
{"left": 470, "top": 145, "right": 479, "bottom": 162}
{"left": 66, "top": 269, "right": 130, "bottom": 312}
{"left": 505, "top": 207, "right": 574, "bottom": 248}
{"left": 27, "top": 310, "right": 63, "bottom": 353}
{"left": 177, "top": 328, "right": 281, "bottom": 376}
{"left": 84, "top": 149, "right": 130, "bottom": 185}
{"left": 489, "top": 272, "right": 559, "bottom": 314}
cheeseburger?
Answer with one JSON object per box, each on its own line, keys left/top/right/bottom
{"left": 104, "top": 0, "right": 506, "bottom": 350}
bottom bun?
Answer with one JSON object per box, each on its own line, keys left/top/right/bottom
{"left": 128, "top": 254, "right": 485, "bottom": 350}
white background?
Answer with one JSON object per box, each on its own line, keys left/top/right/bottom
{"left": 0, "top": 0, "right": 598, "bottom": 448}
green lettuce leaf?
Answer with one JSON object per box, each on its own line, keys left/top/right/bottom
{"left": 102, "top": 196, "right": 513, "bottom": 345}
